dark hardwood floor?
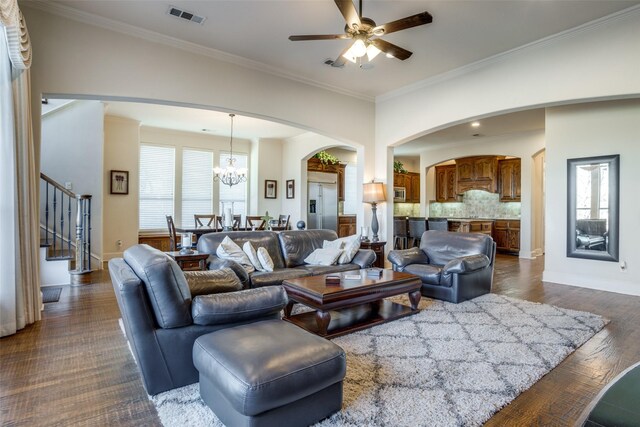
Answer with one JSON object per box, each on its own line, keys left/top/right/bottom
{"left": 1, "top": 254, "right": 639, "bottom": 426}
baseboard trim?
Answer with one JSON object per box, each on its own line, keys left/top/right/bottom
{"left": 542, "top": 270, "right": 640, "bottom": 296}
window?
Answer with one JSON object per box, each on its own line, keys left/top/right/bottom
{"left": 139, "top": 144, "right": 175, "bottom": 230}
{"left": 218, "top": 152, "right": 248, "bottom": 221}
{"left": 182, "top": 149, "right": 213, "bottom": 227}
{"left": 343, "top": 163, "right": 357, "bottom": 214}
{"left": 576, "top": 163, "right": 609, "bottom": 224}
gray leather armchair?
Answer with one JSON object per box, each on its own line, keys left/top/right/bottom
{"left": 387, "top": 230, "right": 496, "bottom": 303}
{"left": 108, "top": 244, "right": 287, "bottom": 395}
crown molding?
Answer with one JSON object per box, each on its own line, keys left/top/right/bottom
{"left": 22, "top": 1, "right": 374, "bottom": 103}
{"left": 377, "top": 4, "right": 640, "bottom": 103}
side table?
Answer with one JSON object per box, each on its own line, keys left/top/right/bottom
{"left": 360, "top": 241, "right": 386, "bottom": 268}
{"left": 166, "top": 250, "right": 209, "bottom": 271}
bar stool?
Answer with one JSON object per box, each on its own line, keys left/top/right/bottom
{"left": 408, "top": 217, "right": 427, "bottom": 247}
{"left": 393, "top": 218, "right": 409, "bottom": 249}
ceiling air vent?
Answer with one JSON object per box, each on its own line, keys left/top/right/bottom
{"left": 167, "top": 6, "right": 206, "bottom": 25}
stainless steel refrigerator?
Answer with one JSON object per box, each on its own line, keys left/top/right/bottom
{"left": 307, "top": 172, "right": 338, "bottom": 232}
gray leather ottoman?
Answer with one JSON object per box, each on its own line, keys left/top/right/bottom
{"left": 193, "top": 319, "right": 346, "bottom": 427}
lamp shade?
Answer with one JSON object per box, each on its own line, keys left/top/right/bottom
{"left": 363, "top": 182, "right": 386, "bottom": 204}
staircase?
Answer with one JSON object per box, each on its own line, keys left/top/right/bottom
{"left": 40, "top": 173, "right": 93, "bottom": 285}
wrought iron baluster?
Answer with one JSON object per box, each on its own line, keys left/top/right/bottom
{"left": 45, "top": 182, "right": 49, "bottom": 245}
{"left": 67, "top": 194, "right": 71, "bottom": 256}
{"left": 52, "top": 188, "right": 57, "bottom": 255}
{"left": 87, "top": 197, "right": 92, "bottom": 271}
{"left": 60, "top": 192, "right": 64, "bottom": 257}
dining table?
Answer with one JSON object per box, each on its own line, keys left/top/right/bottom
{"left": 175, "top": 224, "right": 290, "bottom": 242}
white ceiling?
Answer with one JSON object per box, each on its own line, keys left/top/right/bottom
{"left": 36, "top": 1, "right": 637, "bottom": 153}
{"left": 393, "top": 109, "right": 545, "bottom": 155}
{"left": 103, "top": 101, "right": 307, "bottom": 139}
{"left": 46, "top": 0, "right": 639, "bottom": 99}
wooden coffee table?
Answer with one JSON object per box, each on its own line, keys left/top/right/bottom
{"left": 282, "top": 269, "right": 422, "bottom": 338}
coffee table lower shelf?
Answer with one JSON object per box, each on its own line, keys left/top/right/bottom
{"left": 284, "top": 300, "right": 418, "bottom": 339}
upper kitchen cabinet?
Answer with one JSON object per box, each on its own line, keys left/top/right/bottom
{"left": 456, "top": 156, "right": 500, "bottom": 193}
{"left": 498, "top": 158, "right": 521, "bottom": 202}
{"left": 393, "top": 172, "right": 420, "bottom": 203}
{"left": 435, "top": 165, "right": 457, "bottom": 202}
{"left": 409, "top": 173, "right": 421, "bottom": 203}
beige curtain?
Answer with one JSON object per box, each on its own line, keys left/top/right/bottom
{"left": 0, "top": 0, "right": 40, "bottom": 337}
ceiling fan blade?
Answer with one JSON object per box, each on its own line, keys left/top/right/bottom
{"left": 373, "top": 11, "right": 433, "bottom": 35}
{"left": 289, "top": 34, "right": 349, "bottom": 41}
{"left": 370, "top": 39, "right": 413, "bottom": 60}
{"left": 335, "top": 0, "right": 361, "bottom": 29}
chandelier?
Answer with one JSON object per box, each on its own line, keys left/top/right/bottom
{"left": 214, "top": 113, "right": 247, "bottom": 187}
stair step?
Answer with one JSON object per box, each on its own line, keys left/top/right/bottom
{"left": 45, "top": 247, "right": 75, "bottom": 261}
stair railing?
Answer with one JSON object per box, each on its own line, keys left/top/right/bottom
{"left": 40, "top": 173, "right": 92, "bottom": 273}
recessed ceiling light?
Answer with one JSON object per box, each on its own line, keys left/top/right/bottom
{"left": 471, "top": 122, "right": 480, "bottom": 128}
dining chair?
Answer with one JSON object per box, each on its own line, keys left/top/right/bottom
{"left": 217, "top": 214, "right": 242, "bottom": 231}
{"left": 278, "top": 214, "right": 290, "bottom": 230}
{"left": 166, "top": 215, "right": 180, "bottom": 252}
{"left": 194, "top": 214, "right": 216, "bottom": 228}
{"left": 246, "top": 216, "right": 266, "bottom": 231}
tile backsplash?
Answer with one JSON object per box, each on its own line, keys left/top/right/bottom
{"left": 393, "top": 203, "right": 421, "bottom": 217}
{"left": 429, "top": 190, "right": 521, "bottom": 218}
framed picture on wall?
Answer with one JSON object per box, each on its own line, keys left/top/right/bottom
{"left": 286, "top": 180, "right": 295, "bottom": 199}
{"left": 265, "top": 180, "right": 277, "bottom": 199}
{"left": 110, "top": 170, "right": 129, "bottom": 195}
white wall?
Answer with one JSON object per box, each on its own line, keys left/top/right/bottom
{"left": 281, "top": 133, "right": 365, "bottom": 230}
{"left": 23, "top": 5, "right": 375, "bottom": 167}
{"left": 252, "top": 138, "right": 284, "bottom": 217}
{"left": 375, "top": 7, "right": 640, "bottom": 270}
{"left": 103, "top": 116, "right": 140, "bottom": 261}
{"left": 41, "top": 100, "right": 104, "bottom": 261}
{"left": 418, "top": 131, "right": 545, "bottom": 257}
{"left": 544, "top": 100, "right": 640, "bottom": 295}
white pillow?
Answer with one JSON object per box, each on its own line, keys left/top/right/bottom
{"left": 257, "top": 247, "right": 275, "bottom": 272}
{"left": 324, "top": 235, "right": 361, "bottom": 264}
{"left": 304, "top": 247, "right": 343, "bottom": 266}
{"left": 216, "top": 236, "right": 255, "bottom": 273}
{"left": 243, "top": 241, "right": 265, "bottom": 272}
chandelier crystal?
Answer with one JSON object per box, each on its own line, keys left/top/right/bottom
{"left": 214, "top": 113, "right": 247, "bottom": 187}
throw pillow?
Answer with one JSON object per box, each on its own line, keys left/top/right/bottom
{"left": 216, "top": 236, "right": 255, "bottom": 273}
{"left": 243, "top": 241, "right": 265, "bottom": 272}
{"left": 183, "top": 268, "right": 243, "bottom": 296}
{"left": 304, "top": 247, "right": 343, "bottom": 266}
{"left": 257, "top": 247, "right": 275, "bottom": 272}
{"left": 324, "top": 235, "right": 361, "bottom": 264}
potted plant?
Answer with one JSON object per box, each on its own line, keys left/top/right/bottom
{"left": 314, "top": 151, "right": 340, "bottom": 165}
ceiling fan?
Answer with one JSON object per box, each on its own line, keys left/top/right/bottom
{"left": 289, "top": 0, "right": 433, "bottom": 67}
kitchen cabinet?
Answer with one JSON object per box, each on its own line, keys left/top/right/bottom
{"left": 498, "top": 158, "right": 521, "bottom": 202}
{"left": 409, "top": 172, "right": 421, "bottom": 203}
{"left": 393, "top": 172, "right": 421, "bottom": 203}
{"left": 337, "top": 164, "right": 345, "bottom": 201}
{"left": 493, "top": 220, "right": 520, "bottom": 253}
{"left": 338, "top": 215, "right": 356, "bottom": 238}
{"left": 435, "top": 165, "right": 457, "bottom": 202}
{"left": 455, "top": 156, "right": 499, "bottom": 193}
{"left": 448, "top": 220, "right": 492, "bottom": 235}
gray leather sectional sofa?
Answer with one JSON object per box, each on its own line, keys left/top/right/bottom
{"left": 197, "top": 229, "right": 376, "bottom": 288}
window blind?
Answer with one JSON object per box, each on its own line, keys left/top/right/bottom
{"left": 139, "top": 144, "right": 175, "bottom": 230}
{"left": 218, "top": 152, "right": 248, "bottom": 222}
{"left": 182, "top": 149, "right": 213, "bottom": 227}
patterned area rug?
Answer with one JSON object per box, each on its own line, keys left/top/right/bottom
{"left": 150, "top": 294, "right": 607, "bottom": 426}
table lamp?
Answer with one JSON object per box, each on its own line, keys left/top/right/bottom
{"left": 363, "top": 181, "right": 387, "bottom": 242}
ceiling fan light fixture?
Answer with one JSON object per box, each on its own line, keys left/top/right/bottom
{"left": 366, "top": 44, "right": 381, "bottom": 61}
{"left": 385, "top": 52, "right": 394, "bottom": 59}
{"left": 342, "top": 50, "right": 357, "bottom": 63}
{"left": 351, "top": 38, "right": 368, "bottom": 58}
